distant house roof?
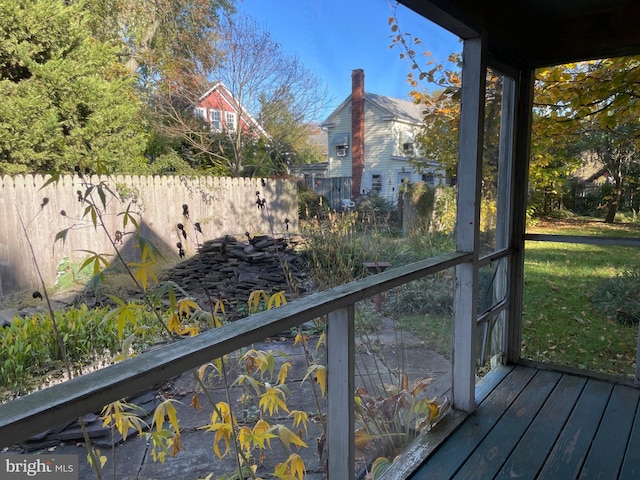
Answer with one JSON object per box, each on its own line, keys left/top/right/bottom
{"left": 322, "top": 92, "right": 424, "bottom": 127}
{"left": 198, "top": 82, "right": 268, "bottom": 137}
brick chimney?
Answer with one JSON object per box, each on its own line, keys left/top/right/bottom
{"left": 351, "top": 69, "right": 365, "bottom": 200}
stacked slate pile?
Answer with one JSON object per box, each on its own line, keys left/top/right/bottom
{"left": 160, "top": 234, "right": 315, "bottom": 320}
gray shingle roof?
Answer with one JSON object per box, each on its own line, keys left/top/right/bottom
{"left": 364, "top": 92, "right": 424, "bottom": 123}
{"left": 322, "top": 91, "right": 425, "bottom": 126}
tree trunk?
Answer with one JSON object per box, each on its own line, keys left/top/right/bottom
{"left": 604, "top": 173, "right": 622, "bottom": 223}
{"left": 604, "top": 149, "right": 623, "bottom": 224}
{"left": 604, "top": 188, "right": 621, "bottom": 223}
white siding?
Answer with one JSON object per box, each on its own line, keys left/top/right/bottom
{"left": 363, "top": 103, "right": 422, "bottom": 202}
{"left": 325, "top": 96, "right": 445, "bottom": 203}
{"left": 327, "top": 102, "right": 352, "bottom": 178}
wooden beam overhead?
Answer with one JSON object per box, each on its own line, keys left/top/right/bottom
{"left": 399, "top": 0, "right": 640, "bottom": 68}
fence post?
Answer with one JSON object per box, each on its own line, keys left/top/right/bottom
{"left": 327, "top": 305, "right": 355, "bottom": 479}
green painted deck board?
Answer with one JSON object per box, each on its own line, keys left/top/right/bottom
{"left": 619, "top": 396, "right": 640, "bottom": 479}
{"left": 454, "top": 369, "right": 562, "bottom": 479}
{"left": 536, "top": 378, "right": 613, "bottom": 479}
{"left": 494, "top": 373, "right": 587, "bottom": 480}
{"left": 410, "top": 365, "right": 640, "bottom": 480}
{"left": 410, "top": 366, "right": 536, "bottom": 479}
{"left": 579, "top": 384, "right": 640, "bottom": 479}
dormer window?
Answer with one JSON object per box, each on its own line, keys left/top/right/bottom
{"left": 401, "top": 131, "right": 415, "bottom": 156}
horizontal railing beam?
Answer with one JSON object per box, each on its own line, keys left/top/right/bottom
{"left": 0, "top": 251, "right": 471, "bottom": 446}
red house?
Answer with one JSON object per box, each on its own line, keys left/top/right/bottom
{"left": 195, "top": 82, "right": 267, "bottom": 138}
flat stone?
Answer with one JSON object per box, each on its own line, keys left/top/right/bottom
{"left": 0, "top": 308, "right": 18, "bottom": 327}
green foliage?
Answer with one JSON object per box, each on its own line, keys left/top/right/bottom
{"left": 592, "top": 266, "right": 640, "bottom": 325}
{"left": 383, "top": 273, "right": 454, "bottom": 319}
{"left": 432, "top": 187, "right": 457, "bottom": 233}
{"left": 84, "top": 0, "right": 233, "bottom": 82}
{"left": 356, "top": 193, "right": 399, "bottom": 232}
{"left": 0, "top": 305, "right": 163, "bottom": 390}
{"left": 301, "top": 198, "right": 456, "bottom": 291}
{"left": 300, "top": 211, "right": 370, "bottom": 289}
{"left": 532, "top": 58, "right": 640, "bottom": 221}
{"left": 0, "top": 0, "right": 149, "bottom": 174}
{"left": 297, "top": 182, "right": 330, "bottom": 220}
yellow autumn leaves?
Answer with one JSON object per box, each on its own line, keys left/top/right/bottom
{"left": 99, "top": 289, "right": 325, "bottom": 480}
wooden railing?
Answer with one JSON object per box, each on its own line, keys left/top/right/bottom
{"left": 0, "top": 251, "right": 471, "bottom": 479}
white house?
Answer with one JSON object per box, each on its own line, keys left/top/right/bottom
{"left": 321, "top": 69, "right": 445, "bottom": 203}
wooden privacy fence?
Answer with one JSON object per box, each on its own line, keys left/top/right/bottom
{"left": 0, "top": 175, "right": 298, "bottom": 297}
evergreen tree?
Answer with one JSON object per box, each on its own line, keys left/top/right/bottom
{"left": 0, "top": 0, "right": 149, "bottom": 174}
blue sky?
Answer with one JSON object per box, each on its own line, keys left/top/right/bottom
{"left": 236, "top": 0, "right": 461, "bottom": 121}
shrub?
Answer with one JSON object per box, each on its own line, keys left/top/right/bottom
{"left": 297, "top": 181, "right": 330, "bottom": 220}
{"left": 356, "top": 192, "right": 399, "bottom": 230}
{"left": 592, "top": 266, "right": 640, "bottom": 325}
{"left": 0, "top": 305, "right": 164, "bottom": 392}
{"left": 432, "top": 186, "right": 457, "bottom": 233}
{"left": 300, "top": 211, "right": 369, "bottom": 289}
{"left": 383, "top": 271, "right": 454, "bottom": 318}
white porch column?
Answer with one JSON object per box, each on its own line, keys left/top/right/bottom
{"left": 453, "top": 36, "right": 486, "bottom": 412}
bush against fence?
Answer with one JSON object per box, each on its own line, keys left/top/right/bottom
{"left": 0, "top": 175, "right": 298, "bottom": 296}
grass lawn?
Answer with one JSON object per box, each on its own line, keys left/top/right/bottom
{"left": 522, "top": 217, "right": 640, "bottom": 378}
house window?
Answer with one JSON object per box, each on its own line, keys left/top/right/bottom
{"left": 422, "top": 172, "right": 435, "bottom": 185}
{"left": 209, "top": 109, "right": 221, "bottom": 130}
{"left": 226, "top": 112, "right": 237, "bottom": 131}
{"left": 372, "top": 174, "right": 382, "bottom": 193}
{"left": 195, "top": 107, "right": 207, "bottom": 121}
{"left": 331, "top": 133, "right": 350, "bottom": 158}
{"left": 401, "top": 131, "right": 415, "bottom": 155}
{"left": 398, "top": 171, "right": 411, "bottom": 185}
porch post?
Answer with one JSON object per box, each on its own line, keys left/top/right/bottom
{"left": 491, "top": 74, "right": 516, "bottom": 365}
{"left": 506, "top": 68, "right": 535, "bottom": 364}
{"left": 327, "top": 305, "right": 355, "bottom": 479}
{"left": 453, "top": 36, "right": 486, "bottom": 412}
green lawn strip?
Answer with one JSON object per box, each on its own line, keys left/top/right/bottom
{"left": 523, "top": 218, "right": 640, "bottom": 378}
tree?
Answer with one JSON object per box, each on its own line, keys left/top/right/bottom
{"left": 83, "top": 0, "right": 234, "bottom": 82}
{"left": 388, "top": 18, "right": 503, "bottom": 194}
{"left": 212, "top": 14, "right": 329, "bottom": 176}
{"left": 0, "top": 0, "right": 149, "bottom": 174}
{"left": 256, "top": 90, "right": 327, "bottom": 173}
{"left": 533, "top": 57, "right": 640, "bottom": 221}
{"left": 390, "top": 9, "right": 640, "bottom": 222}
{"left": 150, "top": 14, "right": 330, "bottom": 177}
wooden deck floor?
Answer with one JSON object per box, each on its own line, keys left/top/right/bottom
{"left": 409, "top": 364, "right": 640, "bottom": 480}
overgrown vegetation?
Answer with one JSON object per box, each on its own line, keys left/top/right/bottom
{"left": 1, "top": 177, "right": 460, "bottom": 479}
{"left": 0, "top": 172, "right": 333, "bottom": 480}
{"left": 9, "top": 172, "right": 640, "bottom": 479}
{"left": 592, "top": 266, "right": 640, "bottom": 326}
{"left": 0, "top": 305, "right": 164, "bottom": 393}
